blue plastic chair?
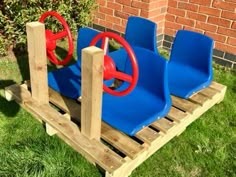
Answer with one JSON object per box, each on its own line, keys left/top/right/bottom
{"left": 125, "top": 16, "right": 158, "bottom": 53}
{"left": 102, "top": 47, "right": 171, "bottom": 136}
{"left": 168, "top": 30, "right": 214, "bottom": 98}
{"left": 48, "top": 27, "right": 101, "bottom": 99}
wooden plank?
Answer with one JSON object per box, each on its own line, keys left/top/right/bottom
{"left": 6, "top": 84, "right": 125, "bottom": 173}
{"left": 46, "top": 113, "right": 71, "bottom": 136}
{"left": 26, "top": 22, "right": 49, "bottom": 104}
{"left": 135, "top": 127, "right": 162, "bottom": 145}
{"left": 151, "top": 118, "right": 175, "bottom": 134}
{"left": 210, "top": 81, "right": 226, "bottom": 92}
{"left": 188, "top": 93, "right": 209, "bottom": 106}
{"left": 171, "top": 96, "right": 200, "bottom": 114}
{"left": 198, "top": 87, "right": 219, "bottom": 99}
{"left": 166, "top": 107, "right": 189, "bottom": 123}
{"left": 81, "top": 46, "right": 104, "bottom": 140}
{"left": 101, "top": 123, "right": 145, "bottom": 159}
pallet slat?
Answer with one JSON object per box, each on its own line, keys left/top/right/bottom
{"left": 188, "top": 93, "right": 209, "bottom": 106}
{"left": 171, "top": 96, "right": 200, "bottom": 114}
{"left": 166, "top": 107, "right": 189, "bottom": 123}
{"left": 199, "top": 87, "right": 219, "bottom": 99}
{"left": 151, "top": 118, "right": 175, "bottom": 133}
{"left": 135, "top": 127, "right": 162, "bottom": 145}
{"left": 102, "top": 123, "right": 145, "bottom": 159}
{"left": 210, "top": 81, "right": 226, "bottom": 92}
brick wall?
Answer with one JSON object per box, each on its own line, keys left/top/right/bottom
{"left": 93, "top": 0, "right": 168, "bottom": 47}
{"left": 164, "top": 0, "right": 236, "bottom": 68}
{"left": 93, "top": 0, "right": 236, "bottom": 69}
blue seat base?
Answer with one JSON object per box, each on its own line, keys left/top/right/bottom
{"left": 168, "top": 62, "right": 212, "bottom": 99}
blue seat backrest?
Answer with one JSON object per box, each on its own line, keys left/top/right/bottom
{"left": 125, "top": 16, "right": 158, "bottom": 53}
{"left": 76, "top": 27, "right": 101, "bottom": 68}
{"left": 125, "top": 47, "right": 170, "bottom": 101}
{"left": 170, "top": 30, "right": 214, "bottom": 74}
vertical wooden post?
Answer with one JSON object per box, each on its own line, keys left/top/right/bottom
{"left": 81, "top": 46, "right": 104, "bottom": 140}
{"left": 26, "top": 22, "right": 49, "bottom": 104}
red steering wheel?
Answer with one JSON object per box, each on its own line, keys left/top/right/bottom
{"left": 39, "top": 11, "right": 74, "bottom": 65}
{"left": 90, "top": 32, "right": 139, "bottom": 96}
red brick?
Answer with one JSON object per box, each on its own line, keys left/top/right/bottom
{"left": 221, "top": 11, "right": 236, "bottom": 20}
{"left": 178, "top": 2, "right": 199, "bottom": 12}
{"left": 114, "top": 10, "right": 129, "bottom": 19}
{"left": 227, "top": 37, "right": 236, "bottom": 46}
{"left": 176, "top": 17, "right": 195, "bottom": 27}
{"left": 164, "top": 27, "right": 176, "bottom": 36}
{"left": 199, "top": 6, "right": 221, "bottom": 17}
{"left": 122, "top": 19, "right": 127, "bottom": 27}
{"left": 106, "top": 15, "right": 121, "bottom": 24}
{"left": 215, "top": 42, "right": 236, "bottom": 54}
{"left": 166, "top": 14, "right": 176, "bottom": 22}
{"left": 115, "top": 0, "right": 131, "bottom": 6}
{"left": 168, "top": 0, "right": 177, "bottom": 8}
{"left": 131, "top": 1, "right": 149, "bottom": 10}
{"left": 165, "top": 21, "right": 183, "bottom": 30}
{"left": 94, "top": 12, "right": 106, "bottom": 20}
{"left": 218, "top": 27, "right": 236, "bottom": 38}
{"left": 205, "top": 32, "right": 227, "bottom": 43}
{"left": 93, "top": 18, "right": 99, "bottom": 24}
{"left": 113, "top": 24, "right": 125, "bottom": 33}
{"left": 225, "top": 0, "right": 236, "bottom": 3}
{"left": 148, "top": 8, "right": 162, "bottom": 17}
{"left": 97, "top": 0, "right": 106, "bottom": 6}
{"left": 107, "top": 2, "right": 122, "bottom": 11}
{"left": 99, "top": 20, "right": 113, "bottom": 28}
{"left": 187, "top": 11, "right": 207, "bottom": 22}
{"left": 99, "top": 7, "right": 113, "bottom": 15}
{"left": 168, "top": 7, "right": 186, "bottom": 17}
{"left": 123, "top": 6, "right": 140, "bottom": 15}
{"left": 196, "top": 22, "right": 217, "bottom": 32}
{"left": 184, "top": 26, "right": 204, "bottom": 34}
{"left": 189, "top": 0, "right": 211, "bottom": 6}
{"left": 213, "top": 0, "right": 236, "bottom": 12}
{"left": 208, "top": 16, "right": 231, "bottom": 28}
{"left": 150, "top": 0, "right": 167, "bottom": 8}
{"left": 157, "top": 27, "right": 164, "bottom": 35}
{"left": 232, "top": 22, "right": 236, "bottom": 29}
{"left": 140, "top": 10, "right": 149, "bottom": 18}
{"left": 150, "top": 14, "right": 165, "bottom": 22}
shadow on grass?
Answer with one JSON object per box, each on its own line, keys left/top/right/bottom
{"left": 0, "top": 80, "right": 20, "bottom": 117}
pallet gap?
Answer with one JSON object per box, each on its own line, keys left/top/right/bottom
{"left": 101, "top": 139, "right": 127, "bottom": 158}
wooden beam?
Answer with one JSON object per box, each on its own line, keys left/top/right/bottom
{"left": 81, "top": 46, "right": 104, "bottom": 140}
{"left": 26, "top": 22, "right": 49, "bottom": 104}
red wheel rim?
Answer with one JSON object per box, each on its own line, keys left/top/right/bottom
{"left": 90, "top": 32, "right": 139, "bottom": 96}
{"left": 39, "top": 11, "right": 74, "bottom": 65}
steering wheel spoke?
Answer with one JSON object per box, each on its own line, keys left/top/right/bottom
{"left": 101, "top": 37, "right": 109, "bottom": 54}
{"left": 51, "top": 30, "right": 68, "bottom": 40}
{"left": 110, "top": 71, "right": 132, "bottom": 83}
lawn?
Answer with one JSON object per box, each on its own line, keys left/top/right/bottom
{"left": 0, "top": 49, "right": 235, "bottom": 177}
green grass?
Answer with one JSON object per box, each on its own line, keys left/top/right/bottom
{"left": 0, "top": 49, "right": 235, "bottom": 177}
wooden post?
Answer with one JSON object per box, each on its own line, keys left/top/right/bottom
{"left": 81, "top": 46, "right": 104, "bottom": 140}
{"left": 26, "top": 22, "right": 49, "bottom": 104}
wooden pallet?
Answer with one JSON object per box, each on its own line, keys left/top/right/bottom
{"left": 5, "top": 81, "right": 226, "bottom": 177}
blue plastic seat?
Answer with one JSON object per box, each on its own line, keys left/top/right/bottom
{"left": 48, "top": 27, "right": 101, "bottom": 99}
{"left": 102, "top": 47, "right": 171, "bottom": 136}
{"left": 125, "top": 16, "right": 158, "bottom": 53}
{"left": 168, "top": 30, "right": 214, "bottom": 98}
